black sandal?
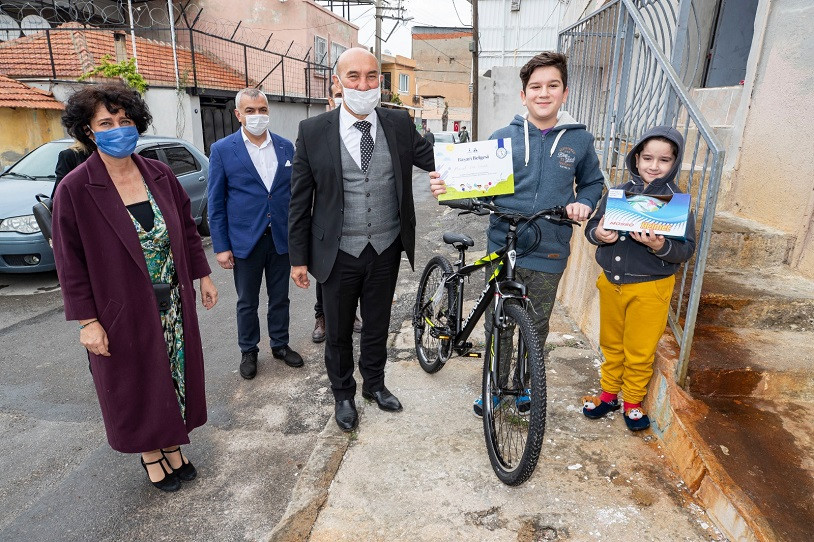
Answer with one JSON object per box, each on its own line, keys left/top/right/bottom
{"left": 140, "top": 455, "right": 180, "bottom": 492}
{"left": 162, "top": 447, "right": 197, "bottom": 481}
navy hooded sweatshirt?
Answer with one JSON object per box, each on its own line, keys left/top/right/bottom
{"left": 585, "top": 126, "right": 697, "bottom": 284}
{"left": 487, "top": 112, "right": 605, "bottom": 273}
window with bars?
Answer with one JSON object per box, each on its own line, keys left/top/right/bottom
{"left": 330, "top": 42, "right": 347, "bottom": 71}
{"left": 314, "top": 35, "right": 328, "bottom": 76}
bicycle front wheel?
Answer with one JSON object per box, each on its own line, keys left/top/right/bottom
{"left": 414, "top": 256, "right": 455, "bottom": 373}
{"left": 482, "top": 299, "right": 546, "bottom": 486}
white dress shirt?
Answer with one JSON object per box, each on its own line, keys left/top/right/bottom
{"left": 241, "top": 128, "right": 278, "bottom": 192}
{"left": 339, "top": 105, "right": 378, "bottom": 171}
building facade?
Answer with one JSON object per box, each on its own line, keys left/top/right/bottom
{"left": 411, "top": 26, "right": 472, "bottom": 133}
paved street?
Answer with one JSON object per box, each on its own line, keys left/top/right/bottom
{"left": 0, "top": 234, "right": 334, "bottom": 540}
{"left": 0, "top": 169, "right": 724, "bottom": 540}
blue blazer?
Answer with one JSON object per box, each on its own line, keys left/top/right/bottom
{"left": 207, "top": 129, "right": 294, "bottom": 259}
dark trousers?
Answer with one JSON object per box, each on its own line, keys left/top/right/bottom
{"left": 314, "top": 282, "right": 323, "bottom": 318}
{"left": 321, "top": 240, "right": 401, "bottom": 401}
{"left": 233, "top": 230, "right": 290, "bottom": 353}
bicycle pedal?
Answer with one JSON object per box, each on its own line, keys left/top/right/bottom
{"left": 465, "top": 352, "right": 482, "bottom": 358}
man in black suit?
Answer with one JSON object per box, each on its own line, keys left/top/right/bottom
{"left": 289, "top": 47, "right": 434, "bottom": 432}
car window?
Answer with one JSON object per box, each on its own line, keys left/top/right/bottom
{"left": 163, "top": 146, "right": 200, "bottom": 176}
{"left": 139, "top": 148, "right": 161, "bottom": 161}
{"left": 4, "top": 141, "right": 72, "bottom": 178}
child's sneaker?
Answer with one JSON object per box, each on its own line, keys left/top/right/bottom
{"left": 473, "top": 395, "right": 500, "bottom": 418}
{"left": 515, "top": 389, "right": 531, "bottom": 415}
{"left": 624, "top": 407, "right": 651, "bottom": 431}
{"left": 582, "top": 395, "right": 621, "bottom": 419}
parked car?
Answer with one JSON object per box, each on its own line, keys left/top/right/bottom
{"left": 434, "top": 131, "right": 460, "bottom": 144}
{"left": 0, "top": 136, "right": 210, "bottom": 273}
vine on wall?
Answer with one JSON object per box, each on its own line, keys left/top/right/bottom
{"left": 79, "top": 55, "right": 148, "bottom": 94}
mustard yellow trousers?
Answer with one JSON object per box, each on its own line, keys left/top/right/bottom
{"left": 597, "top": 272, "right": 675, "bottom": 404}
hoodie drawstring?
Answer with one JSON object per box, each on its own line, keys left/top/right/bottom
{"left": 522, "top": 113, "right": 567, "bottom": 166}
{"left": 523, "top": 116, "right": 530, "bottom": 166}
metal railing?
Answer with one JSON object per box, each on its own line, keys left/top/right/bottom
{"left": 558, "top": 0, "right": 725, "bottom": 386}
{"left": 0, "top": 23, "right": 333, "bottom": 100}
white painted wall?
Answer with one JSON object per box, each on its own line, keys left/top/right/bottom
{"left": 477, "top": 67, "right": 525, "bottom": 139}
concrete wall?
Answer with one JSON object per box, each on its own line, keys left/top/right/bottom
{"left": 477, "top": 67, "right": 525, "bottom": 139}
{"left": 0, "top": 108, "right": 65, "bottom": 169}
{"left": 268, "top": 101, "right": 313, "bottom": 143}
{"left": 143, "top": 88, "right": 204, "bottom": 151}
{"left": 722, "top": 0, "right": 814, "bottom": 278}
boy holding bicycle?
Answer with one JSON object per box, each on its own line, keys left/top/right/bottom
{"left": 581, "top": 126, "right": 696, "bottom": 431}
{"left": 430, "top": 51, "right": 605, "bottom": 416}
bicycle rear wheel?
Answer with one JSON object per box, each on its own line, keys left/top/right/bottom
{"left": 414, "top": 256, "right": 455, "bottom": 373}
{"left": 482, "top": 299, "right": 546, "bottom": 485}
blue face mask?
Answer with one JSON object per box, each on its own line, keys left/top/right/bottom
{"left": 93, "top": 125, "right": 139, "bottom": 158}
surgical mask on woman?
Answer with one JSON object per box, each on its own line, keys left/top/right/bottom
{"left": 340, "top": 84, "right": 380, "bottom": 116}
{"left": 93, "top": 125, "right": 139, "bottom": 158}
{"left": 244, "top": 114, "right": 270, "bottom": 136}
{"left": 333, "top": 97, "right": 343, "bottom": 110}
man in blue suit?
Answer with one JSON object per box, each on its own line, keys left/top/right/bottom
{"left": 208, "top": 88, "right": 303, "bottom": 379}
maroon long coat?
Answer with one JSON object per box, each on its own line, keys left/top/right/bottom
{"left": 52, "top": 152, "right": 211, "bottom": 453}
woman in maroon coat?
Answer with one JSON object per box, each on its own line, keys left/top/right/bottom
{"left": 52, "top": 83, "right": 218, "bottom": 492}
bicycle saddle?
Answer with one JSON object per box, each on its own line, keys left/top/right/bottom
{"left": 443, "top": 232, "right": 474, "bottom": 247}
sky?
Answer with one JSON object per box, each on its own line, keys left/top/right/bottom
{"left": 334, "top": 0, "right": 473, "bottom": 58}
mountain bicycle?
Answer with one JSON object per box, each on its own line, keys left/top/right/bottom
{"left": 413, "top": 198, "right": 578, "bottom": 485}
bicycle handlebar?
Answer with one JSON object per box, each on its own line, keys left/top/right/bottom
{"left": 440, "top": 198, "right": 580, "bottom": 226}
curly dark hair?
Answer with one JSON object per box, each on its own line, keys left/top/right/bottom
{"left": 519, "top": 51, "right": 568, "bottom": 91}
{"left": 61, "top": 83, "right": 152, "bottom": 150}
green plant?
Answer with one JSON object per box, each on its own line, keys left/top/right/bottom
{"left": 79, "top": 55, "right": 147, "bottom": 94}
{"left": 391, "top": 92, "right": 403, "bottom": 106}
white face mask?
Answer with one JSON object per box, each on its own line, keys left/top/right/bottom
{"left": 244, "top": 114, "right": 269, "bottom": 136}
{"left": 333, "top": 97, "right": 343, "bottom": 110}
{"left": 340, "top": 84, "right": 380, "bottom": 116}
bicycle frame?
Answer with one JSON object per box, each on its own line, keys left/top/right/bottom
{"left": 433, "top": 221, "right": 531, "bottom": 393}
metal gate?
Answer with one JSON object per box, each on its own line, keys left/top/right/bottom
{"left": 200, "top": 96, "right": 241, "bottom": 156}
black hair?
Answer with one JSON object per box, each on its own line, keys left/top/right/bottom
{"left": 62, "top": 83, "right": 152, "bottom": 150}
{"left": 519, "top": 51, "right": 568, "bottom": 91}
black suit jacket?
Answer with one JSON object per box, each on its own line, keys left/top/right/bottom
{"left": 52, "top": 147, "right": 92, "bottom": 198}
{"left": 289, "top": 107, "right": 435, "bottom": 283}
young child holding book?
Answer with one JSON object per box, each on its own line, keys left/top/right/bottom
{"left": 582, "top": 126, "right": 696, "bottom": 431}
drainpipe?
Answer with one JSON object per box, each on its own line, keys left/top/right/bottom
{"left": 127, "top": 0, "right": 138, "bottom": 69}
{"left": 167, "top": 0, "right": 180, "bottom": 88}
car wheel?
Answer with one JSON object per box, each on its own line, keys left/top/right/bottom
{"left": 197, "top": 204, "right": 210, "bottom": 237}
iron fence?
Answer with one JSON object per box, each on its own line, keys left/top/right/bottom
{"left": 559, "top": 0, "right": 725, "bottom": 386}
{"left": 0, "top": 22, "right": 333, "bottom": 100}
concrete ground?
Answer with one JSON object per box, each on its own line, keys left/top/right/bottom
{"left": 0, "top": 239, "right": 335, "bottom": 541}
{"left": 300, "top": 307, "right": 725, "bottom": 541}
{"left": 275, "top": 177, "right": 727, "bottom": 541}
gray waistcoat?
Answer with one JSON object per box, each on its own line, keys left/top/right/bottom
{"left": 338, "top": 125, "right": 400, "bottom": 257}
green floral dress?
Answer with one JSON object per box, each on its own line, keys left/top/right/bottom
{"left": 128, "top": 184, "right": 186, "bottom": 420}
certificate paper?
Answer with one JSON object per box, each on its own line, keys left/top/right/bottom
{"left": 435, "top": 139, "right": 515, "bottom": 201}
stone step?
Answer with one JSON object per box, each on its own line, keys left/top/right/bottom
{"left": 706, "top": 211, "right": 796, "bottom": 269}
{"left": 697, "top": 268, "right": 814, "bottom": 329}
{"left": 686, "top": 325, "right": 814, "bottom": 400}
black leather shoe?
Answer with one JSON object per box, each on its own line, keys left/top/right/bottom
{"left": 272, "top": 346, "right": 304, "bottom": 368}
{"left": 362, "top": 386, "right": 403, "bottom": 412}
{"left": 335, "top": 399, "right": 358, "bottom": 432}
{"left": 141, "top": 456, "right": 181, "bottom": 492}
{"left": 162, "top": 446, "right": 197, "bottom": 482}
{"left": 240, "top": 351, "right": 258, "bottom": 379}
